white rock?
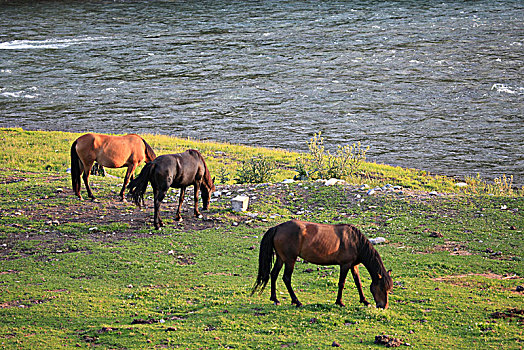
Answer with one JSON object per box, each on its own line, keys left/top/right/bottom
{"left": 429, "top": 191, "right": 438, "bottom": 196}
{"left": 231, "top": 196, "right": 249, "bottom": 212}
{"left": 325, "top": 178, "right": 341, "bottom": 186}
{"left": 213, "top": 191, "right": 222, "bottom": 197}
{"left": 360, "top": 184, "right": 370, "bottom": 190}
{"left": 455, "top": 182, "right": 468, "bottom": 188}
{"left": 282, "top": 179, "right": 295, "bottom": 184}
{"left": 366, "top": 189, "right": 375, "bottom": 196}
{"left": 369, "top": 237, "right": 386, "bottom": 245}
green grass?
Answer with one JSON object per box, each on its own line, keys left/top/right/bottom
{"left": 0, "top": 128, "right": 523, "bottom": 349}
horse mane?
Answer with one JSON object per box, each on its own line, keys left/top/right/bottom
{"left": 189, "top": 149, "right": 213, "bottom": 189}
{"left": 354, "top": 226, "right": 393, "bottom": 289}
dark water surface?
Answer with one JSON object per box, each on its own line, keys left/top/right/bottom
{"left": 1, "top": 1, "right": 523, "bottom": 184}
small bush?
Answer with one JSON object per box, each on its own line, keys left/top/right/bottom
{"left": 297, "top": 132, "right": 369, "bottom": 180}
{"left": 464, "top": 173, "right": 519, "bottom": 196}
{"left": 235, "top": 157, "right": 276, "bottom": 184}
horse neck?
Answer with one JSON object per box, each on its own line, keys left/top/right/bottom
{"left": 358, "top": 237, "right": 387, "bottom": 282}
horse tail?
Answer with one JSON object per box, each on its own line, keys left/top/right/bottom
{"left": 70, "top": 140, "right": 82, "bottom": 196}
{"left": 141, "top": 138, "right": 157, "bottom": 161}
{"left": 128, "top": 161, "right": 155, "bottom": 207}
{"left": 251, "top": 226, "right": 278, "bottom": 295}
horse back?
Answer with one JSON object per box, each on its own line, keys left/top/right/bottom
{"left": 75, "top": 133, "right": 146, "bottom": 168}
{"left": 274, "top": 220, "right": 360, "bottom": 266}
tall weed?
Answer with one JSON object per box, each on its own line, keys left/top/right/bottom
{"left": 235, "top": 156, "right": 276, "bottom": 184}
{"left": 297, "top": 132, "right": 369, "bottom": 180}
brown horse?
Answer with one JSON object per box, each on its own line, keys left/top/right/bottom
{"left": 127, "top": 149, "right": 216, "bottom": 229}
{"left": 252, "top": 220, "right": 393, "bottom": 308}
{"left": 70, "top": 133, "right": 156, "bottom": 200}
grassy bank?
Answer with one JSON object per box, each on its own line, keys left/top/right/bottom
{"left": 0, "top": 128, "right": 523, "bottom": 349}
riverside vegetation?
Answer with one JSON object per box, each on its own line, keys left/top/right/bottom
{"left": 0, "top": 127, "right": 522, "bottom": 349}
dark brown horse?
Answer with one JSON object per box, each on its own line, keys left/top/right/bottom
{"left": 127, "top": 149, "right": 215, "bottom": 229}
{"left": 252, "top": 220, "right": 393, "bottom": 308}
{"left": 71, "top": 133, "right": 156, "bottom": 201}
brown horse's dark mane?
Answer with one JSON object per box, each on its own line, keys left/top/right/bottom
{"left": 354, "top": 226, "right": 393, "bottom": 289}
{"left": 191, "top": 149, "right": 213, "bottom": 190}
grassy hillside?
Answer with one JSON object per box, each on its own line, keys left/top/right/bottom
{"left": 0, "top": 128, "right": 522, "bottom": 349}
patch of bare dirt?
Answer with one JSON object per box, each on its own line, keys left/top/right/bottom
{"left": 433, "top": 273, "right": 523, "bottom": 294}
{"left": 490, "top": 308, "right": 524, "bottom": 322}
{"left": 374, "top": 334, "right": 406, "bottom": 347}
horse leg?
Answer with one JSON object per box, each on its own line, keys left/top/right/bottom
{"left": 270, "top": 256, "right": 284, "bottom": 305}
{"left": 351, "top": 265, "right": 370, "bottom": 306}
{"left": 175, "top": 187, "right": 186, "bottom": 221}
{"left": 193, "top": 183, "right": 202, "bottom": 218}
{"left": 153, "top": 186, "right": 167, "bottom": 230}
{"left": 282, "top": 261, "right": 302, "bottom": 307}
{"left": 335, "top": 264, "right": 351, "bottom": 306}
{"left": 82, "top": 161, "right": 95, "bottom": 199}
{"left": 120, "top": 164, "right": 137, "bottom": 201}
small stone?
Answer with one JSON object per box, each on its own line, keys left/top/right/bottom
{"left": 325, "top": 178, "right": 344, "bottom": 186}
{"left": 369, "top": 237, "right": 386, "bottom": 245}
{"left": 231, "top": 196, "right": 249, "bottom": 212}
{"left": 360, "top": 184, "right": 370, "bottom": 190}
{"left": 282, "top": 179, "right": 295, "bottom": 184}
{"left": 455, "top": 182, "right": 468, "bottom": 188}
{"left": 366, "top": 189, "right": 375, "bottom": 196}
{"left": 429, "top": 191, "right": 438, "bottom": 196}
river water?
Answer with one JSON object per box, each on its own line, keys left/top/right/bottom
{"left": 1, "top": 1, "right": 523, "bottom": 185}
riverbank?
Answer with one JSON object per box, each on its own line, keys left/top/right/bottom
{"left": 1, "top": 128, "right": 520, "bottom": 196}
{"left": 0, "top": 128, "right": 522, "bottom": 349}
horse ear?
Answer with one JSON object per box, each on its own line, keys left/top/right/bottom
{"left": 212, "top": 176, "right": 215, "bottom": 183}
{"left": 387, "top": 269, "right": 392, "bottom": 277}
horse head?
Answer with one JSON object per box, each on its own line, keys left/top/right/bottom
{"left": 201, "top": 176, "right": 216, "bottom": 210}
{"left": 370, "top": 270, "right": 393, "bottom": 309}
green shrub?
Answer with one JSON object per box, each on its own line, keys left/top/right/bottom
{"left": 297, "top": 132, "right": 369, "bottom": 180}
{"left": 235, "top": 156, "right": 276, "bottom": 184}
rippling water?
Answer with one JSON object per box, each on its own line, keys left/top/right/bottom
{"left": 1, "top": 1, "right": 523, "bottom": 185}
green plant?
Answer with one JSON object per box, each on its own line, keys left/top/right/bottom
{"left": 301, "top": 132, "right": 369, "bottom": 180}
{"left": 235, "top": 156, "right": 277, "bottom": 184}
{"left": 215, "top": 166, "right": 232, "bottom": 184}
{"left": 464, "top": 173, "right": 519, "bottom": 196}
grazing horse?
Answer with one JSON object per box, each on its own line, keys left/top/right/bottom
{"left": 70, "top": 133, "right": 156, "bottom": 201}
{"left": 127, "top": 149, "right": 216, "bottom": 229}
{"left": 252, "top": 220, "right": 393, "bottom": 308}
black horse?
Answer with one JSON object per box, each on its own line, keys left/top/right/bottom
{"left": 127, "top": 149, "right": 215, "bottom": 229}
